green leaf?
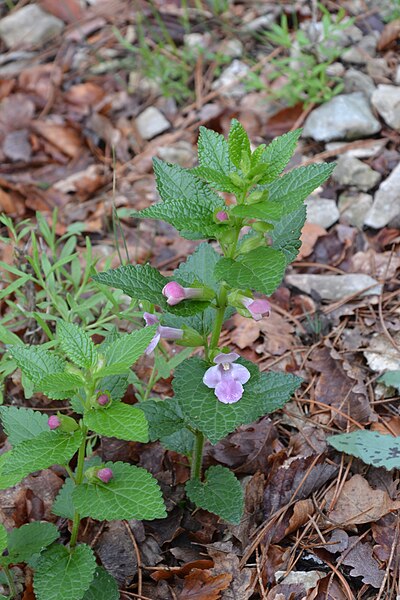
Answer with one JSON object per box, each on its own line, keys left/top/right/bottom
{"left": 0, "top": 430, "right": 83, "bottom": 485}
{"left": 328, "top": 430, "right": 400, "bottom": 471}
{"left": 256, "top": 129, "right": 302, "bottom": 183}
{"left": 186, "top": 466, "right": 243, "bottom": 524}
{"left": 52, "top": 478, "right": 75, "bottom": 519}
{"left": 82, "top": 567, "right": 119, "bottom": 600}
{"left": 72, "top": 462, "right": 166, "bottom": 521}
{"left": 34, "top": 543, "right": 96, "bottom": 600}
{"left": 191, "top": 166, "right": 240, "bottom": 194}
{"left": 174, "top": 242, "right": 221, "bottom": 291}
{"left": 160, "top": 428, "right": 194, "bottom": 455}
{"left": 97, "top": 374, "right": 129, "bottom": 401}
{"left": 57, "top": 322, "right": 97, "bottom": 369}
{"left": 138, "top": 398, "right": 186, "bottom": 440}
{"left": 270, "top": 204, "right": 307, "bottom": 263}
{"left": 7, "top": 522, "right": 60, "bottom": 564}
{"left": 230, "top": 201, "right": 284, "bottom": 221}
{"left": 37, "top": 372, "right": 84, "bottom": 399}
{"left": 0, "top": 524, "right": 7, "bottom": 554}
{"left": 154, "top": 347, "right": 193, "bottom": 379}
{"left": 93, "top": 264, "right": 209, "bottom": 317}
{"left": 228, "top": 119, "right": 251, "bottom": 169}
{"left": 99, "top": 327, "right": 157, "bottom": 377}
{"left": 84, "top": 403, "right": 149, "bottom": 442}
{"left": 8, "top": 345, "right": 65, "bottom": 386}
{"left": 379, "top": 370, "right": 400, "bottom": 391}
{"left": 214, "top": 247, "right": 286, "bottom": 295}
{"left": 197, "top": 126, "right": 234, "bottom": 175}
{"left": 0, "top": 452, "right": 27, "bottom": 489}
{"left": 0, "top": 406, "right": 49, "bottom": 446}
{"left": 173, "top": 357, "right": 301, "bottom": 444}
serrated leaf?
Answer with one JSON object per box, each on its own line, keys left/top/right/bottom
{"left": 0, "top": 524, "right": 7, "bottom": 554}
{"left": 230, "top": 201, "right": 284, "bottom": 221}
{"left": 256, "top": 129, "right": 302, "bottom": 183}
{"left": 191, "top": 166, "right": 240, "bottom": 193}
{"left": 379, "top": 370, "right": 400, "bottom": 391}
{"left": 52, "top": 477, "right": 75, "bottom": 519}
{"left": 270, "top": 204, "right": 307, "bottom": 263}
{"left": 228, "top": 119, "right": 251, "bottom": 169}
{"left": 186, "top": 465, "right": 243, "bottom": 524}
{"left": 197, "top": 126, "right": 234, "bottom": 174}
{"left": 173, "top": 357, "right": 301, "bottom": 444}
{"left": 82, "top": 567, "right": 119, "bottom": 600}
{"left": 160, "top": 428, "right": 194, "bottom": 455}
{"left": 72, "top": 461, "right": 166, "bottom": 521}
{"left": 97, "top": 374, "right": 129, "bottom": 401}
{"left": 328, "top": 430, "right": 400, "bottom": 471}
{"left": 57, "top": 322, "right": 97, "bottom": 369}
{"left": 1, "top": 430, "right": 83, "bottom": 485}
{"left": 38, "top": 372, "right": 84, "bottom": 399}
{"left": 214, "top": 246, "right": 286, "bottom": 295}
{"left": 0, "top": 406, "right": 49, "bottom": 446}
{"left": 8, "top": 345, "right": 65, "bottom": 386}
{"left": 93, "top": 264, "right": 209, "bottom": 317}
{"left": 138, "top": 398, "right": 186, "bottom": 440}
{"left": 174, "top": 242, "right": 221, "bottom": 291}
{"left": 34, "top": 543, "right": 96, "bottom": 600}
{"left": 99, "top": 327, "right": 157, "bottom": 377}
{"left": 0, "top": 452, "right": 27, "bottom": 489}
{"left": 84, "top": 403, "right": 148, "bottom": 442}
{"left": 7, "top": 522, "right": 59, "bottom": 564}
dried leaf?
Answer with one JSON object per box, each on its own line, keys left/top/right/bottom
{"left": 340, "top": 536, "right": 384, "bottom": 588}
{"left": 178, "top": 569, "right": 232, "bottom": 600}
{"left": 297, "top": 222, "right": 327, "bottom": 259}
{"left": 31, "top": 121, "right": 82, "bottom": 158}
{"left": 230, "top": 313, "right": 260, "bottom": 349}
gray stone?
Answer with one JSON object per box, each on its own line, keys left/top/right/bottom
{"left": 395, "top": 65, "right": 400, "bottom": 86}
{"left": 342, "top": 33, "right": 377, "bottom": 64}
{"left": 344, "top": 68, "right": 376, "bottom": 98}
{"left": 0, "top": 5, "right": 63, "bottom": 49}
{"left": 325, "top": 139, "right": 386, "bottom": 159}
{"left": 211, "top": 60, "right": 250, "bottom": 100}
{"left": 326, "top": 62, "right": 345, "bottom": 78}
{"left": 371, "top": 84, "right": 400, "bottom": 130}
{"left": 364, "top": 162, "right": 400, "bottom": 228}
{"left": 338, "top": 192, "right": 373, "bottom": 228}
{"left": 158, "top": 141, "right": 194, "bottom": 167}
{"left": 135, "top": 107, "right": 170, "bottom": 140}
{"left": 184, "top": 33, "right": 210, "bottom": 52}
{"left": 218, "top": 38, "right": 243, "bottom": 58}
{"left": 305, "top": 197, "right": 339, "bottom": 229}
{"left": 367, "top": 58, "right": 391, "bottom": 81}
{"left": 242, "top": 13, "right": 278, "bottom": 32}
{"left": 332, "top": 155, "right": 381, "bottom": 191}
{"left": 285, "top": 273, "right": 382, "bottom": 301}
{"left": 302, "top": 93, "right": 381, "bottom": 141}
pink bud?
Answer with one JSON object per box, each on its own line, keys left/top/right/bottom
{"left": 97, "top": 468, "right": 113, "bottom": 483}
{"left": 48, "top": 415, "right": 61, "bottom": 430}
{"left": 241, "top": 297, "right": 271, "bottom": 321}
{"left": 97, "top": 393, "right": 110, "bottom": 406}
{"left": 216, "top": 210, "right": 228, "bottom": 222}
{"left": 162, "top": 281, "right": 186, "bottom": 306}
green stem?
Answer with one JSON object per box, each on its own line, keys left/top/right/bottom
{"left": 70, "top": 425, "right": 88, "bottom": 549}
{"left": 209, "top": 286, "right": 228, "bottom": 351}
{"left": 190, "top": 431, "right": 205, "bottom": 480}
{"left": 3, "top": 565, "right": 17, "bottom": 598}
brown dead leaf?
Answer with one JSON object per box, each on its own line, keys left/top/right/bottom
{"left": 39, "top": 0, "right": 85, "bottom": 22}
{"left": 264, "top": 103, "right": 304, "bottom": 136}
{"left": 339, "top": 536, "right": 384, "bottom": 588}
{"left": 229, "top": 313, "right": 260, "bottom": 349}
{"left": 371, "top": 416, "right": 400, "bottom": 437}
{"left": 378, "top": 18, "right": 400, "bottom": 50}
{"left": 284, "top": 498, "right": 315, "bottom": 537}
{"left": 152, "top": 560, "right": 214, "bottom": 581}
{"left": 257, "top": 311, "right": 294, "bottom": 356}
{"left": 372, "top": 513, "right": 400, "bottom": 566}
{"left": 207, "top": 543, "right": 256, "bottom": 600}
{"left": 351, "top": 250, "right": 400, "bottom": 280}
{"left": 0, "top": 187, "right": 25, "bottom": 215}
{"left": 19, "top": 65, "right": 63, "bottom": 102}
{"left": 65, "top": 82, "right": 105, "bottom": 109}
{"left": 326, "top": 474, "right": 400, "bottom": 525}
{"left": 297, "top": 222, "right": 327, "bottom": 260}
{"left": 31, "top": 121, "right": 82, "bottom": 159}
{"left": 178, "top": 569, "right": 232, "bottom": 600}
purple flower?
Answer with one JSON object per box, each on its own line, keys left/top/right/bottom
{"left": 216, "top": 210, "right": 229, "bottom": 222}
{"left": 48, "top": 415, "right": 61, "bottom": 430}
{"left": 97, "top": 392, "right": 110, "bottom": 406}
{"left": 241, "top": 297, "right": 271, "bottom": 321}
{"left": 162, "top": 281, "right": 203, "bottom": 306}
{"left": 143, "top": 312, "right": 183, "bottom": 354}
{"left": 97, "top": 468, "right": 113, "bottom": 483}
{"left": 203, "top": 352, "right": 250, "bottom": 404}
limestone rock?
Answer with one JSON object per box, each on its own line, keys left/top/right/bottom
{"left": 371, "top": 84, "right": 400, "bottom": 130}
{"left": 332, "top": 155, "right": 381, "bottom": 191}
{"left": 364, "top": 162, "right": 400, "bottom": 228}
{"left": 0, "top": 5, "right": 63, "bottom": 49}
{"left": 339, "top": 193, "right": 373, "bottom": 228}
{"left": 135, "top": 107, "right": 170, "bottom": 140}
{"left": 344, "top": 68, "right": 376, "bottom": 98}
{"left": 305, "top": 197, "right": 339, "bottom": 229}
{"left": 285, "top": 274, "right": 382, "bottom": 301}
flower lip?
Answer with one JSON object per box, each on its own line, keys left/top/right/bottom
{"left": 241, "top": 296, "right": 271, "bottom": 321}
{"left": 203, "top": 352, "right": 250, "bottom": 404}
{"left": 213, "top": 352, "right": 240, "bottom": 365}
{"left": 143, "top": 312, "right": 159, "bottom": 326}
{"left": 162, "top": 281, "right": 186, "bottom": 305}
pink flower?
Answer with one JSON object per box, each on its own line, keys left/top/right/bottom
{"left": 216, "top": 210, "right": 229, "bottom": 222}
{"left": 97, "top": 392, "right": 110, "bottom": 406}
{"left": 97, "top": 468, "right": 113, "bottom": 483}
{"left": 143, "top": 312, "right": 183, "bottom": 354}
{"left": 203, "top": 352, "right": 250, "bottom": 404}
{"left": 241, "top": 297, "right": 271, "bottom": 321}
{"left": 48, "top": 415, "right": 61, "bottom": 430}
{"left": 162, "top": 281, "right": 203, "bottom": 306}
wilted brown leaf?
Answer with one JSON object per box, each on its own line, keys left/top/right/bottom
{"left": 297, "top": 222, "right": 327, "bottom": 259}
{"left": 207, "top": 543, "right": 256, "bottom": 600}
{"left": 326, "top": 474, "right": 400, "bottom": 525}
{"left": 31, "top": 121, "right": 83, "bottom": 158}
{"left": 340, "top": 536, "right": 384, "bottom": 588}
{"left": 378, "top": 18, "right": 400, "bottom": 50}
{"left": 229, "top": 313, "right": 260, "bottom": 349}
{"left": 284, "top": 498, "right": 315, "bottom": 537}
{"left": 178, "top": 569, "right": 232, "bottom": 600}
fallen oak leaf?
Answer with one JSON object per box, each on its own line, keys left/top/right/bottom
{"left": 178, "top": 569, "right": 232, "bottom": 600}
{"left": 340, "top": 536, "right": 384, "bottom": 588}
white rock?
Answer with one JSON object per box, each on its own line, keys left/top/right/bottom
{"left": 371, "top": 84, "right": 400, "bottom": 130}
{"left": 364, "top": 162, "right": 400, "bottom": 228}
{"left": 285, "top": 274, "right": 382, "bottom": 301}
{"left": 302, "top": 93, "right": 381, "bottom": 141}
{"left": 364, "top": 333, "right": 400, "bottom": 373}
{"left": 367, "top": 58, "right": 391, "bottom": 81}
{"left": 339, "top": 192, "right": 373, "bottom": 228}
{"left": 135, "top": 107, "right": 170, "bottom": 140}
{"left": 342, "top": 33, "right": 377, "bottom": 64}
{"left": 184, "top": 33, "right": 210, "bottom": 51}
{"left": 332, "top": 155, "right": 381, "bottom": 191}
{"left": 211, "top": 60, "right": 250, "bottom": 99}
{"left": 218, "top": 38, "right": 243, "bottom": 58}
{"left": 158, "top": 141, "right": 194, "bottom": 167}
{"left": 325, "top": 139, "right": 386, "bottom": 158}
{"left": 395, "top": 65, "right": 400, "bottom": 86}
{"left": 344, "top": 68, "right": 376, "bottom": 98}
{"left": 0, "top": 5, "right": 64, "bottom": 49}
{"left": 305, "top": 197, "right": 339, "bottom": 229}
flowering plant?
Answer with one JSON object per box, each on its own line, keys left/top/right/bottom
{"left": 95, "top": 120, "right": 335, "bottom": 523}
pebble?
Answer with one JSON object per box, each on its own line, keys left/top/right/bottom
{"left": 285, "top": 274, "right": 382, "bottom": 301}
{"left": 325, "top": 139, "right": 386, "bottom": 158}
{"left": 395, "top": 65, "right": 400, "bottom": 86}
{"left": 0, "top": 5, "right": 63, "bottom": 49}
{"left": 184, "top": 33, "right": 211, "bottom": 52}
{"left": 371, "top": 84, "right": 400, "bottom": 131}
{"left": 305, "top": 197, "right": 339, "bottom": 229}
{"left": 367, "top": 58, "right": 391, "bottom": 81}
{"left": 364, "top": 162, "right": 400, "bottom": 228}
{"left": 332, "top": 155, "right": 381, "bottom": 191}
{"left": 134, "top": 107, "right": 170, "bottom": 140}
{"left": 211, "top": 60, "right": 250, "bottom": 100}
{"left": 218, "top": 38, "right": 243, "bottom": 58}
{"left": 343, "top": 68, "right": 376, "bottom": 98}
{"left": 338, "top": 192, "right": 373, "bottom": 228}
{"left": 302, "top": 93, "right": 381, "bottom": 141}
{"left": 342, "top": 33, "right": 377, "bottom": 64}
{"left": 158, "top": 141, "right": 195, "bottom": 167}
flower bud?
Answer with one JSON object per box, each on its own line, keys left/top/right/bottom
{"left": 48, "top": 415, "right": 61, "bottom": 430}
{"left": 162, "top": 281, "right": 215, "bottom": 305}
{"left": 96, "top": 391, "right": 111, "bottom": 407}
{"left": 48, "top": 413, "right": 79, "bottom": 433}
{"left": 251, "top": 221, "right": 274, "bottom": 233}
{"left": 97, "top": 468, "right": 113, "bottom": 484}
{"left": 215, "top": 210, "right": 229, "bottom": 222}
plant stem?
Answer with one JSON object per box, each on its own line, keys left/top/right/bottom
{"left": 70, "top": 425, "right": 88, "bottom": 549}
{"left": 3, "top": 565, "right": 17, "bottom": 598}
{"left": 190, "top": 431, "right": 205, "bottom": 480}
